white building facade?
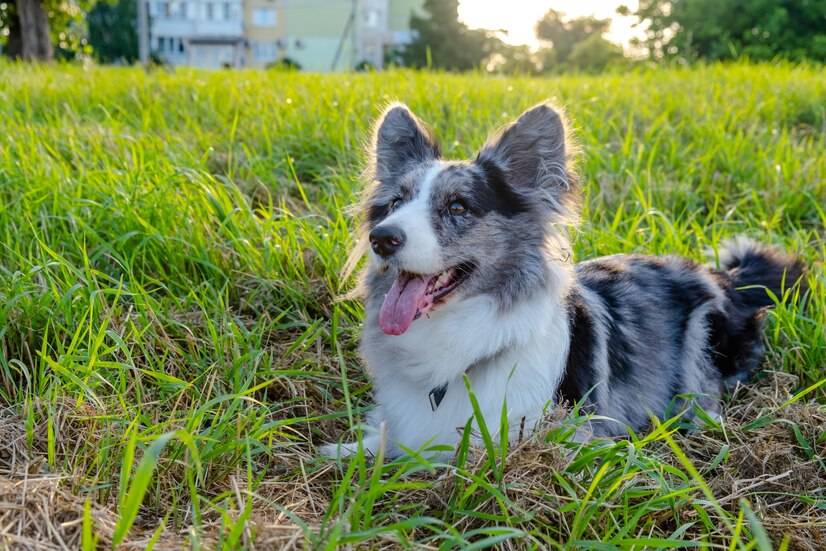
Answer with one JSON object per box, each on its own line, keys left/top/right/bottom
{"left": 147, "top": 0, "right": 422, "bottom": 70}
{"left": 149, "top": 0, "right": 246, "bottom": 68}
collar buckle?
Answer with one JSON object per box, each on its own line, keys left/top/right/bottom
{"left": 428, "top": 383, "right": 448, "bottom": 411}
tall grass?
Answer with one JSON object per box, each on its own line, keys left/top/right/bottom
{"left": 0, "top": 61, "right": 823, "bottom": 548}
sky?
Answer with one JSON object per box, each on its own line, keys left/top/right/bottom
{"left": 458, "top": 0, "right": 642, "bottom": 49}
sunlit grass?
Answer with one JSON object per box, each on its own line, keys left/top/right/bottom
{"left": 0, "top": 61, "right": 823, "bottom": 548}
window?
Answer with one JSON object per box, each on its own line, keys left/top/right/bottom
{"left": 156, "top": 37, "right": 184, "bottom": 54}
{"left": 364, "top": 8, "right": 379, "bottom": 28}
{"left": 253, "top": 42, "right": 277, "bottom": 62}
{"left": 205, "top": 2, "right": 214, "bottom": 20}
{"left": 169, "top": 1, "right": 184, "bottom": 18}
{"left": 222, "top": 2, "right": 230, "bottom": 21}
{"left": 252, "top": 7, "right": 277, "bottom": 27}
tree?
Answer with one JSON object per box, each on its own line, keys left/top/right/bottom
{"left": 1, "top": 0, "right": 96, "bottom": 60}
{"left": 534, "top": 9, "right": 625, "bottom": 71}
{"left": 487, "top": 44, "right": 542, "bottom": 75}
{"left": 568, "top": 33, "right": 625, "bottom": 71}
{"left": 620, "top": 0, "right": 826, "bottom": 62}
{"left": 400, "top": 0, "right": 501, "bottom": 71}
{"left": 1, "top": 0, "right": 52, "bottom": 59}
{"left": 536, "top": 9, "right": 611, "bottom": 65}
{"left": 87, "top": 0, "right": 138, "bottom": 63}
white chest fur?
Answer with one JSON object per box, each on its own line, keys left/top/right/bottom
{"left": 353, "top": 286, "right": 571, "bottom": 457}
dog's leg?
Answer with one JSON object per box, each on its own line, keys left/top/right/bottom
{"left": 319, "top": 435, "right": 383, "bottom": 459}
{"left": 319, "top": 421, "right": 389, "bottom": 459}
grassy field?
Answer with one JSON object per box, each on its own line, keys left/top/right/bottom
{"left": 0, "top": 62, "right": 824, "bottom": 549}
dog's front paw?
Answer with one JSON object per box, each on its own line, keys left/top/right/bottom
{"left": 319, "top": 433, "right": 384, "bottom": 459}
{"left": 318, "top": 442, "right": 341, "bottom": 458}
{"left": 319, "top": 441, "right": 366, "bottom": 459}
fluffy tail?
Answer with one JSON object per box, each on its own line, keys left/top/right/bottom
{"left": 711, "top": 237, "right": 807, "bottom": 389}
{"left": 719, "top": 236, "right": 807, "bottom": 312}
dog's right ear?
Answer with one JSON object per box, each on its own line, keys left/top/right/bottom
{"left": 476, "top": 102, "right": 569, "bottom": 191}
{"left": 371, "top": 103, "right": 440, "bottom": 184}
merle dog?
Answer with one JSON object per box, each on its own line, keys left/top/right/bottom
{"left": 322, "top": 102, "right": 805, "bottom": 458}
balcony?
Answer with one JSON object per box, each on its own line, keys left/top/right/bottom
{"left": 152, "top": 19, "right": 243, "bottom": 39}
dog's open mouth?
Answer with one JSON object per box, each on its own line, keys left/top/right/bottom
{"left": 378, "top": 263, "right": 474, "bottom": 336}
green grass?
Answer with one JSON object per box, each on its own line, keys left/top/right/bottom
{"left": 0, "top": 62, "right": 824, "bottom": 549}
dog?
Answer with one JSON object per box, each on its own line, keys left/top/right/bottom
{"left": 321, "top": 101, "right": 806, "bottom": 459}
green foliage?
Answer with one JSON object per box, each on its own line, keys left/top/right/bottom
{"left": 266, "top": 56, "right": 302, "bottom": 71}
{"left": 400, "top": 0, "right": 500, "bottom": 71}
{"left": 0, "top": 0, "right": 96, "bottom": 59}
{"left": 536, "top": 9, "right": 612, "bottom": 64}
{"left": 486, "top": 44, "right": 542, "bottom": 75}
{"left": 568, "top": 33, "right": 626, "bottom": 72}
{"left": 87, "top": 0, "right": 138, "bottom": 64}
{"left": 623, "top": 0, "right": 826, "bottom": 62}
{"left": 0, "top": 2, "right": 11, "bottom": 44}
{"left": 354, "top": 59, "right": 376, "bottom": 72}
{"left": 528, "top": 9, "right": 627, "bottom": 72}
{"left": 0, "top": 62, "right": 823, "bottom": 547}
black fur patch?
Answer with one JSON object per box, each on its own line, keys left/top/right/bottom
{"left": 601, "top": 296, "right": 635, "bottom": 384}
{"left": 472, "top": 160, "right": 532, "bottom": 218}
{"left": 720, "top": 240, "right": 806, "bottom": 311}
{"left": 366, "top": 184, "right": 413, "bottom": 227}
{"left": 707, "top": 238, "right": 807, "bottom": 389}
{"left": 558, "top": 288, "right": 596, "bottom": 405}
{"left": 367, "top": 201, "right": 391, "bottom": 227}
{"left": 575, "top": 262, "right": 636, "bottom": 385}
{"left": 706, "top": 299, "right": 766, "bottom": 385}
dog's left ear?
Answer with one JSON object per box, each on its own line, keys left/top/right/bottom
{"left": 476, "top": 102, "right": 570, "bottom": 192}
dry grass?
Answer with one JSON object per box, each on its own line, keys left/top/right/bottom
{"left": 2, "top": 371, "right": 824, "bottom": 549}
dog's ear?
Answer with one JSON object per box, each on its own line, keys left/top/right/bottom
{"left": 476, "top": 102, "right": 570, "bottom": 192}
{"left": 371, "top": 103, "right": 440, "bottom": 184}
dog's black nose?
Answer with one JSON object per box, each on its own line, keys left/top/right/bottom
{"left": 369, "top": 225, "right": 405, "bottom": 257}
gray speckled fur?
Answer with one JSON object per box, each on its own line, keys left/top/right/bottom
{"left": 347, "top": 101, "right": 806, "bottom": 445}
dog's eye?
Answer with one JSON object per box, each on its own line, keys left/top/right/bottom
{"left": 389, "top": 198, "right": 402, "bottom": 211}
{"left": 448, "top": 199, "right": 467, "bottom": 216}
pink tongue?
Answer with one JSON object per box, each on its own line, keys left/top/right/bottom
{"left": 379, "top": 274, "right": 430, "bottom": 335}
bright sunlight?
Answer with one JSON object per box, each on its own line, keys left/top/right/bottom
{"left": 458, "top": 0, "right": 642, "bottom": 47}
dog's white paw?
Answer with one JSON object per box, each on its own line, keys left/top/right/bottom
{"left": 319, "top": 433, "right": 383, "bottom": 459}
{"left": 318, "top": 442, "right": 346, "bottom": 458}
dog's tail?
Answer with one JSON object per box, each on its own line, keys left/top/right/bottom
{"left": 719, "top": 236, "right": 807, "bottom": 313}
{"left": 711, "top": 237, "right": 807, "bottom": 389}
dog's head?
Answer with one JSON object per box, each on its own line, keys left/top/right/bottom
{"left": 356, "top": 102, "right": 578, "bottom": 336}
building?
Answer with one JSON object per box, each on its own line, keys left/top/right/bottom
{"left": 150, "top": 0, "right": 246, "bottom": 68}
{"left": 149, "top": 0, "right": 423, "bottom": 70}
{"left": 245, "top": 0, "right": 282, "bottom": 66}
{"left": 264, "top": 0, "right": 422, "bottom": 71}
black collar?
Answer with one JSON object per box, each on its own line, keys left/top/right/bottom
{"left": 426, "top": 347, "right": 509, "bottom": 411}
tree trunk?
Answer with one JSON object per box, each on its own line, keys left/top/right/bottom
{"left": 4, "top": 1, "right": 24, "bottom": 58}
{"left": 14, "top": 0, "right": 53, "bottom": 61}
